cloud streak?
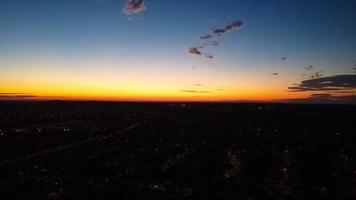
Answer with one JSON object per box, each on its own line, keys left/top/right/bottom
{"left": 0, "top": 93, "right": 25, "bottom": 95}
{"left": 288, "top": 74, "right": 356, "bottom": 92}
{"left": 203, "top": 52, "right": 214, "bottom": 59}
{"left": 181, "top": 90, "right": 211, "bottom": 94}
{"left": 282, "top": 94, "right": 356, "bottom": 104}
{"left": 188, "top": 20, "right": 244, "bottom": 59}
{"left": 0, "top": 92, "right": 37, "bottom": 99}
{"left": 0, "top": 95, "right": 37, "bottom": 99}
{"left": 199, "top": 20, "right": 244, "bottom": 41}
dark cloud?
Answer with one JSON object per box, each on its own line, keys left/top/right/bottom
{"left": 288, "top": 74, "right": 356, "bottom": 92}
{"left": 305, "top": 65, "right": 313, "bottom": 70}
{"left": 200, "top": 34, "right": 213, "bottom": 40}
{"left": 337, "top": 90, "right": 356, "bottom": 94}
{"left": 200, "top": 20, "right": 244, "bottom": 40}
{"left": 122, "top": 0, "right": 146, "bottom": 16}
{"left": 282, "top": 94, "right": 356, "bottom": 104}
{"left": 187, "top": 46, "right": 209, "bottom": 58}
{"left": 181, "top": 90, "right": 211, "bottom": 94}
{"left": 310, "top": 93, "right": 332, "bottom": 98}
{"left": 188, "top": 47, "right": 214, "bottom": 59}
{"left": 225, "top": 20, "right": 244, "bottom": 31}
{"left": 334, "top": 95, "right": 356, "bottom": 103}
{"left": 188, "top": 47, "right": 202, "bottom": 55}
{"left": 270, "top": 73, "right": 278, "bottom": 76}
{"left": 281, "top": 57, "right": 287, "bottom": 61}
{"left": 213, "top": 29, "right": 226, "bottom": 35}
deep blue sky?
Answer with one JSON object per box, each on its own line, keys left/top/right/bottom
{"left": 1, "top": 0, "right": 356, "bottom": 101}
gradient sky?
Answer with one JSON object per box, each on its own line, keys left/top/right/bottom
{"left": 1, "top": 0, "right": 356, "bottom": 102}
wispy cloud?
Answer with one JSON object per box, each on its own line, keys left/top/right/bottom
{"left": 301, "top": 65, "right": 324, "bottom": 79}
{"left": 203, "top": 52, "right": 214, "bottom": 59}
{"left": 305, "top": 65, "right": 313, "bottom": 71}
{"left": 310, "top": 71, "right": 323, "bottom": 79}
{"left": 188, "top": 20, "right": 244, "bottom": 59}
{"left": 181, "top": 90, "right": 211, "bottom": 94}
{"left": 122, "top": 0, "right": 146, "bottom": 16}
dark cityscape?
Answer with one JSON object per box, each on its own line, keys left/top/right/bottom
{"left": 0, "top": 101, "right": 355, "bottom": 199}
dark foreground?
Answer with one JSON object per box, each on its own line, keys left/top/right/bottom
{"left": 0, "top": 101, "right": 355, "bottom": 199}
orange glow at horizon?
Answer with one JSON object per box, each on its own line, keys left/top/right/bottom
{"left": 0, "top": 78, "right": 309, "bottom": 102}
{"left": 0, "top": 57, "right": 310, "bottom": 102}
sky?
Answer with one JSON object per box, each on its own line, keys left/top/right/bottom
{"left": 0, "top": 0, "right": 356, "bottom": 103}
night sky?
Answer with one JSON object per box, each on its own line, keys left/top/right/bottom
{"left": 1, "top": 0, "right": 356, "bottom": 102}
